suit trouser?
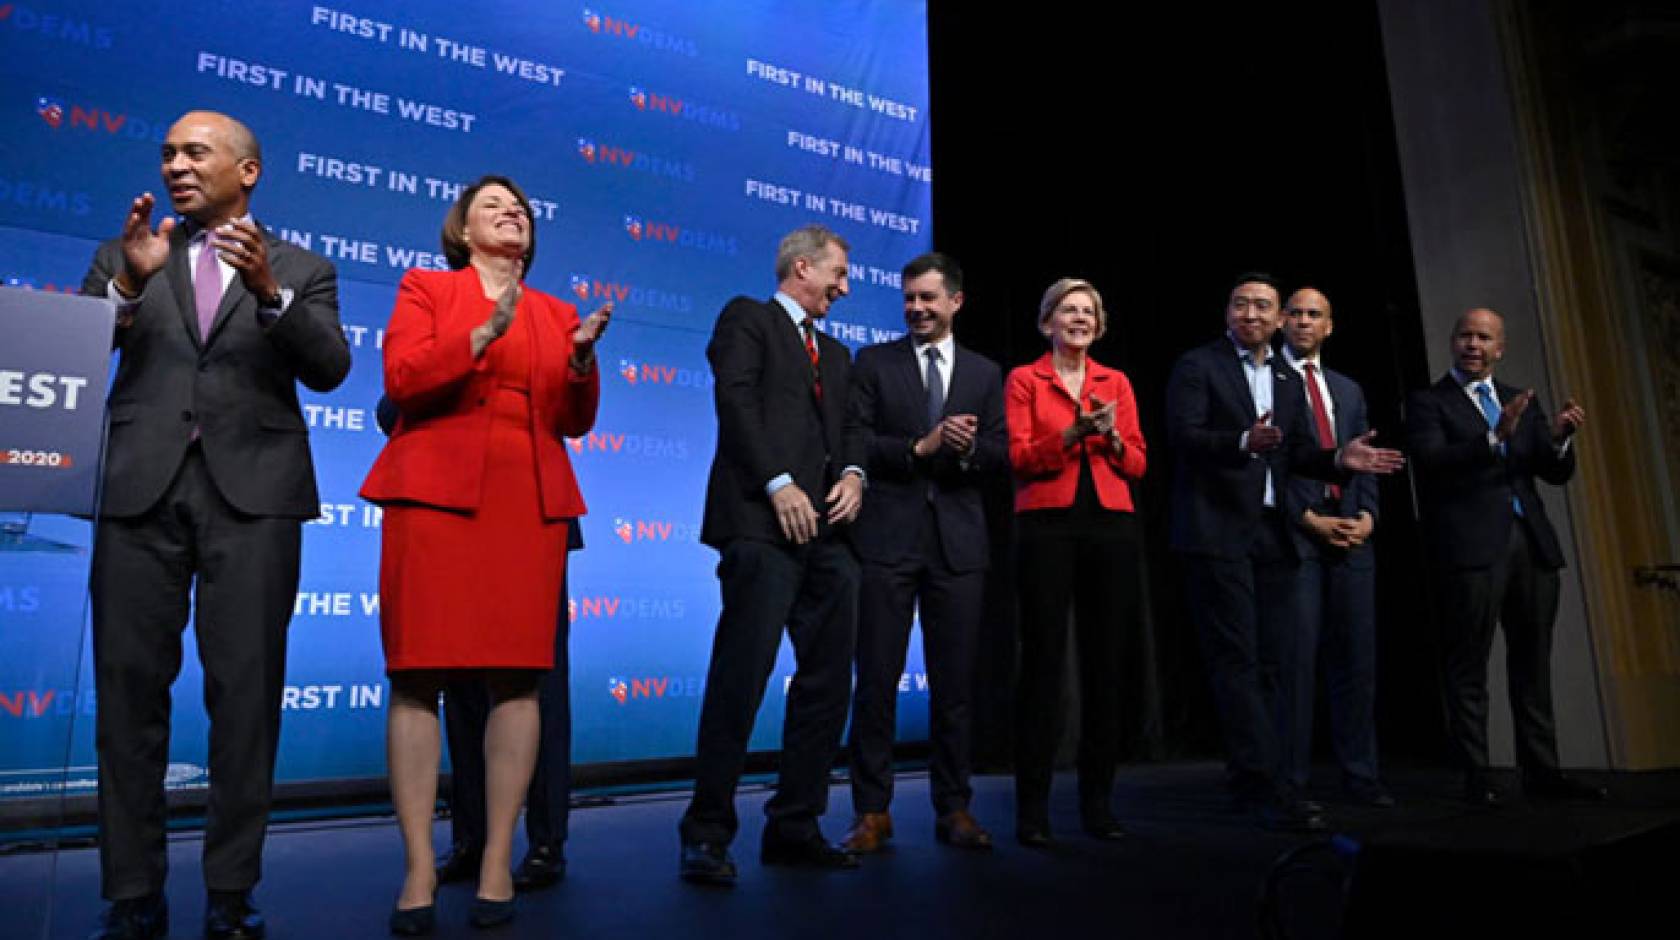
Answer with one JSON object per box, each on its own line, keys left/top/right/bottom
{"left": 1013, "top": 508, "right": 1140, "bottom": 820}
{"left": 1438, "top": 523, "right": 1562, "bottom": 775}
{"left": 847, "top": 504, "right": 983, "bottom": 817}
{"left": 1182, "top": 511, "right": 1298, "bottom": 802}
{"left": 443, "top": 611, "right": 572, "bottom": 851}
{"left": 1280, "top": 550, "right": 1379, "bottom": 790}
{"left": 680, "top": 535, "right": 859, "bottom": 846}
{"left": 91, "top": 446, "right": 300, "bottom": 898}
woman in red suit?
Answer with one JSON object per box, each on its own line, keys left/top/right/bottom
{"left": 361, "top": 176, "right": 610, "bottom": 932}
{"left": 1006, "top": 277, "right": 1146, "bottom": 847}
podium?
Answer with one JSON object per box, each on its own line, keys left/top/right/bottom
{"left": 0, "top": 285, "right": 114, "bottom": 940}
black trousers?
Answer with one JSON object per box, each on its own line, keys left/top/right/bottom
{"left": 680, "top": 536, "right": 859, "bottom": 846}
{"left": 1013, "top": 508, "right": 1141, "bottom": 820}
{"left": 1181, "top": 510, "right": 1299, "bottom": 802}
{"left": 1438, "top": 523, "right": 1562, "bottom": 775}
{"left": 847, "top": 505, "right": 983, "bottom": 817}
{"left": 444, "top": 533, "right": 576, "bottom": 851}
{"left": 91, "top": 446, "right": 300, "bottom": 898}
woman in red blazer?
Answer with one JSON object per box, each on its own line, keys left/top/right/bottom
{"left": 361, "top": 176, "right": 609, "bottom": 932}
{"left": 1006, "top": 277, "right": 1146, "bottom": 847}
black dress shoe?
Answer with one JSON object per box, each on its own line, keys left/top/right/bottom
{"left": 435, "top": 842, "right": 482, "bottom": 884}
{"left": 1525, "top": 772, "right": 1608, "bottom": 802}
{"left": 1015, "top": 819, "right": 1053, "bottom": 848}
{"left": 204, "top": 890, "right": 265, "bottom": 939}
{"left": 512, "top": 843, "right": 566, "bottom": 891}
{"left": 761, "top": 833, "right": 860, "bottom": 869}
{"left": 1080, "top": 813, "right": 1127, "bottom": 841}
{"left": 1464, "top": 777, "right": 1505, "bottom": 808}
{"left": 388, "top": 902, "right": 436, "bottom": 937}
{"left": 468, "top": 896, "right": 515, "bottom": 929}
{"left": 679, "top": 842, "right": 738, "bottom": 886}
{"left": 1343, "top": 779, "right": 1397, "bottom": 808}
{"left": 1257, "top": 800, "right": 1327, "bottom": 833}
{"left": 90, "top": 893, "right": 168, "bottom": 940}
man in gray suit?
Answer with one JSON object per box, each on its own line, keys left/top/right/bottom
{"left": 80, "top": 110, "right": 350, "bottom": 940}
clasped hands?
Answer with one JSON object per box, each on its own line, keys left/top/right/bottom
{"left": 1301, "top": 509, "right": 1374, "bottom": 550}
{"left": 771, "top": 473, "right": 863, "bottom": 545}
{"left": 1062, "top": 397, "right": 1120, "bottom": 449}
{"left": 914, "top": 414, "right": 980, "bottom": 459}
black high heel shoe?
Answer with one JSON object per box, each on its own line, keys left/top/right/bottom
{"left": 388, "top": 900, "right": 436, "bottom": 936}
{"left": 469, "top": 896, "right": 515, "bottom": 929}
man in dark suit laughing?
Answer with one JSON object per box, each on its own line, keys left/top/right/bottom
{"left": 679, "top": 224, "right": 866, "bottom": 885}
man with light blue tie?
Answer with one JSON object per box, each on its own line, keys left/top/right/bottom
{"left": 1404, "top": 307, "right": 1598, "bottom": 807}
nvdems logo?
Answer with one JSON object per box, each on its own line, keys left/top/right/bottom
{"left": 30, "top": 95, "right": 168, "bottom": 141}
{"left": 614, "top": 358, "right": 713, "bottom": 389}
{"left": 621, "top": 215, "right": 737, "bottom": 255}
{"left": 570, "top": 273, "right": 695, "bottom": 315}
{"left": 627, "top": 84, "right": 740, "bottom": 132}
{"left": 575, "top": 136, "right": 694, "bottom": 182}
{"left": 581, "top": 7, "right": 698, "bottom": 56}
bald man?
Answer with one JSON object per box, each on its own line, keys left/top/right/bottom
{"left": 80, "top": 110, "right": 349, "bottom": 939}
{"left": 1404, "top": 308, "right": 1596, "bottom": 808}
{"left": 1277, "top": 289, "right": 1391, "bottom": 807}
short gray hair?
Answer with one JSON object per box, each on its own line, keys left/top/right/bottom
{"left": 775, "top": 224, "right": 849, "bottom": 281}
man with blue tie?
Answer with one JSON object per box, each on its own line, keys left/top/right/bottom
{"left": 1404, "top": 307, "right": 1598, "bottom": 806}
{"left": 1276, "top": 288, "right": 1393, "bottom": 808}
{"left": 839, "top": 253, "right": 1006, "bottom": 853}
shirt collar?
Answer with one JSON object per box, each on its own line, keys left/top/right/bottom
{"left": 1450, "top": 366, "right": 1495, "bottom": 391}
{"left": 1227, "top": 330, "right": 1272, "bottom": 367}
{"left": 186, "top": 213, "right": 255, "bottom": 245}
{"left": 773, "top": 291, "right": 810, "bottom": 329}
{"left": 913, "top": 334, "right": 955, "bottom": 364}
{"left": 1282, "top": 344, "right": 1321, "bottom": 374}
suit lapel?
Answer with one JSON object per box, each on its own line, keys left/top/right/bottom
{"left": 1438, "top": 374, "right": 1489, "bottom": 433}
{"left": 768, "top": 298, "right": 820, "bottom": 401}
{"left": 1210, "top": 340, "right": 1257, "bottom": 422}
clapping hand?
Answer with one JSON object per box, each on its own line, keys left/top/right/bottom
{"left": 1551, "top": 397, "right": 1585, "bottom": 442}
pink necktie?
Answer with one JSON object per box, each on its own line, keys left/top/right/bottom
{"left": 194, "top": 235, "right": 223, "bottom": 342}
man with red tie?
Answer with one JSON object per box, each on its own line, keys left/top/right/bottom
{"left": 1276, "top": 288, "right": 1393, "bottom": 808}
{"left": 678, "top": 225, "right": 866, "bottom": 885}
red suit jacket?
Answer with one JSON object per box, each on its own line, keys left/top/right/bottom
{"left": 1006, "top": 352, "right": 1147, "bottom": 512}
{"left": 360, "top": 267, "right": 599, "bottom": 519}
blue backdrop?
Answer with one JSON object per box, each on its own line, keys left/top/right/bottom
{"left": 0, "top": 0, "right": 932, "bottom": 798}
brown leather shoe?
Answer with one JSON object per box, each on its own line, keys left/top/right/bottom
{"left": 840, "top": 812, "right": 894, "bottom": 854}
{"left": 934, "top": 809, "right": 993, "bottom": 850}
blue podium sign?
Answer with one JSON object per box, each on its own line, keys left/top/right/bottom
{"left": 0, "top": 286, "right": 113, "bottom": 514}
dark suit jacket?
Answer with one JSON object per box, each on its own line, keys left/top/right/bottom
{"left": 700, "top": 296, "right": 863, "bottom": 549}
{"left": 1405, "top": 374, "right": 1575, "bottom": 570}
{"left": 81, "top": 223, "right": 350, "bottom": 519}
{"left": 845, "top": 337, "right": 1006, "bottom": 572}
{"left": 1283, "top": 363, "right": 1380, "bottom": 568}
{"left": 1165, "top": 337, "right": 1341, "bottom": 559}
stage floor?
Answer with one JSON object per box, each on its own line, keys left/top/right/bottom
{"left": 3, "top": 762, "right": 1675, "bottom": 939}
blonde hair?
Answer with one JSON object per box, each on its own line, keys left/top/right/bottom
{"left": 1037, "top": 278, "right": 1107, "bottom": 340}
